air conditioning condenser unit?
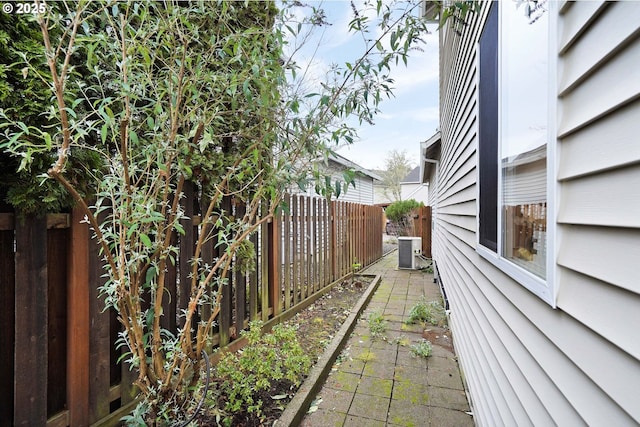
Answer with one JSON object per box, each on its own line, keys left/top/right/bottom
{"left": 398, "top": 237, "right": 422, "bottom": 270}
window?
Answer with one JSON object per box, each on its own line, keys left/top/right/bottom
{"left": 477, "top": 0, "right": 555, "bottom": 305}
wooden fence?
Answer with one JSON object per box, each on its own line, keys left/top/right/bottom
{"left": 412, "top": 205, "right": 432, "bottom": 258}
{"left": 0, "top": 189, "right": 382, "bottom": 427}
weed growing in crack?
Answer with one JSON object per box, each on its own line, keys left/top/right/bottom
{"left": 411, "top": 339, "right": 433, "bottom": 358}
{"left": 367, "top": 311, "right": 388, "bottom": 339}
{"left": 405, "top": 297, "right": 446, "bottom": 326}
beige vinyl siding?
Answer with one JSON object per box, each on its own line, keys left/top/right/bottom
{"left": 556, "top": 2, "right": 640, "bottom": 422}
{"left": 435, "top": 1, "right": 640, "bottom": 426}
{"left": 330, "top": 172, "right": 374, "bottom": 205}
{"left": 292, "top": 159, "right": 376, "bottom": 205}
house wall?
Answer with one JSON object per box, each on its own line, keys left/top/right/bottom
{"left": 400, "top": 182, "right": 429, "bottom": 204}
{"left": 295, "top": 159, "right": 376, "bottom": 205}
{"left": 435, "top": 2, "right": 640, "bottom": 426}
{"left": 373, "top": 183, "right": 394, "bottom": 205}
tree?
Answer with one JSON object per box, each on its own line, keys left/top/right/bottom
{"left": 0, "top": 0, "right": 453, "bottom": 422}
{"left": 380, "top": 149, "right": 414, "bottom": 201}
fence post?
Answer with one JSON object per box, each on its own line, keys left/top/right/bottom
{"left": 14, "top": 215, "right": 48, "bottom": 425}
{"left": 423, "top": 206, "right": 432, "bottom": 258}
{"left": 67, "top": 208, "right": 90, "bottom": 425}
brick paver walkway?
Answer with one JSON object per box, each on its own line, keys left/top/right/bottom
{"left": 300, "top": 251, "right": 474, "bottom": 427}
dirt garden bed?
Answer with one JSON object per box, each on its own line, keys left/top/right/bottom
{"left": 196, "top": 275, "right": 377, "bottom": 426}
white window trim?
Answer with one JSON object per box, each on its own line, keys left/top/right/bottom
{"left": 475, "top": 1, "right": 558, "bottom": 308}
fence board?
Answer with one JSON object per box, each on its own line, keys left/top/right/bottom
{"left": 88, "top": 215, "right": 111, "bottom": 423}
{"left": 249, "top": 231, "right": 259, "bottom": 320}
{"left": 161, "top": 230, "right": 178, "bottom": 335}
{"left": 291, "top": 196, "right": 300, "bottom": 306}
{"left": 235, "top": 203, "right": 247, "bottom": 336}
{"left": 282, "top": 195, "right": 291, "bottom": 311}
{"left": 14, "top": 215, "right": 48, "bottom": 426}
{"left": 219, "top": 196, "right": 233, "bottom": 346}
{"left": 200, "top": 196, "right": 215, "bottom": 338}
{"left": 47, "top": 228, "right": 67, "bottom": 419}
{"left": 0, "top": 226, "right": 15, "bottom": 426}
{"left": 178, "top": 181, "right": 196, "bottom": 330}
{"left": 260, "top": 213, "right": 269, "bottom": 321}
{"left": 268, "top": 211, "right": 281, "bottom": 317}
{"left": 67, "top": 208, "right": 90, "bottom": 424}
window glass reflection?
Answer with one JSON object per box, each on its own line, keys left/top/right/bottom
{"left": 501, "top": 0, "right": 548, "bottom": 278}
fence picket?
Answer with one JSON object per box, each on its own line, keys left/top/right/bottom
{"left": 0, "top": 224, "right": 15, "bottom": 426}
{"left": 14, "top": 215, "right": 48, "bottom": 425}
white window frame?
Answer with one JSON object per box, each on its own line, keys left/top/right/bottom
{"left": 475, "top": 0, "right": 558, "bottom": 307}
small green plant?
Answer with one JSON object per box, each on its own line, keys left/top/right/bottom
{"left": 367, "top": 311, "right": 388, "bottom": 338}
{"left": 351, "top": 260, "right": 362, "bottom": 273}
{"left": 215, "top": 320, "right": 311, "bottom": 424}
{"left": 393, "top": 334, "right": 410, "bottom": 347}
{"left": 420, "top": 263, "right": 434, "bottom": 274}
{"left": 411, "top": 339, "right": 433, "bottom": 358}
{"left": 405, "top": 297, "right": 446, "bottom": 326}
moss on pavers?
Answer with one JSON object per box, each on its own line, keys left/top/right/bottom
{"left": 362, "top": 361, "right": 396, "bottom": 380}
{"left": 396, "top": 349, "right": 428, "bottom": 369}
{"left": 348, "top": 393, "right": 389, "bottom": 421}
{"left": 336, "top": 357, "right": 365, "bottom": 375}
{"left": 383, "top": 313, "right": 405, "bottom": 323}
{"left": 300, "top": 408, "right": 346, "bottom": 427}
{"left": 367, "top": 339, "right": 391, "bottom": 350}
{"left": 427, "top": 355, "right": 457, "bottom": 370}
{"left": 430, "top": 407, "right": 474, "bottom": 427}
{"left": 394, "top": 365, "right": 429, "bottom": 385}
{"left": 324, "top": 371, "right": 360, "bottom": 392}
{"left": 356, "top": 376, "right": 393, "bottom": 398}
{"left": 353, "top": 348, "right": 377, "bottom": 363}
{"left": 427, "top": 386, "right": 470, "bottom": 411}
{"left": 426, "top": 365, "right": 465, "bottom": 390}
{"left": 400, "top": 322, "right": 424, "bottom": 333}
{"left": 317, "top": 388, "right": 354, "bottom": 413}
{"left": 392, "top": 380, "right": 430, "bottom": 406}
{"left": 344, "top": 415, "right": 386, "bottom": 427}
{"left": 359, "top": 347, "right": 397, "bottom": 364}
{"left": 388, "top": 397, "right": 430, "bottom": 427}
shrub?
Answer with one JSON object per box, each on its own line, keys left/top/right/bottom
{"left": 215, "top": 321, "right": 311, "bottom": 423}
{"left": 385, "top": 199, "right": 423, "bottom": 236}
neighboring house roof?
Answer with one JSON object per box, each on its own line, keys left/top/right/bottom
{"left": 401, "top": 166, "right": 421, "bottom": 184}
{"left": 328, "top": 152, "right": 383, "bottom": 181}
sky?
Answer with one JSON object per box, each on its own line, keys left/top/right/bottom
{"left": 284, "top": 1, "right": 441, "bottom": 171}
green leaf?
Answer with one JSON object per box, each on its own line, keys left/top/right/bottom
{"left": 140, "top": 233, "right": 152, "bottom": 248}
{"left": 145, "top": 266, "right": 156, "bottom": 285}
{"left": 100, "top": 124, "right": 107, "bottom": 144}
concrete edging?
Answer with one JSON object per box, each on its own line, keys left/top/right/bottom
{"left": 276, "top": 273, "right": 383, "bottom": 426}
